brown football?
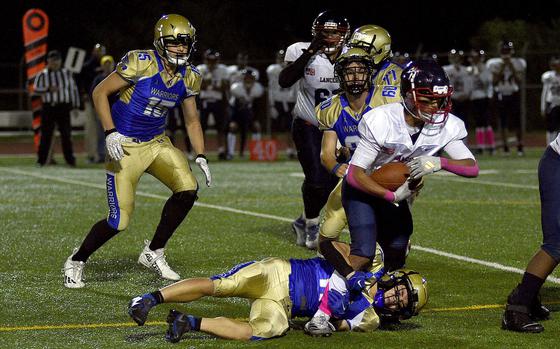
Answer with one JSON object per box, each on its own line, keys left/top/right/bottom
{"left": 370, "top": 162, "right": 410, "bottom": 191}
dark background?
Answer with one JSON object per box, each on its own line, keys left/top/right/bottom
{"left": 4, "top": 0, "right": 560, "bottom": 129}
{"left": 8, "top": 0, "right": 560, "bottom": 65}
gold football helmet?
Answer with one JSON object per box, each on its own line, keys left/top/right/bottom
{"left": 153, "top": 14, "right": 196, "bottom": 66}
{"left": 376, "top": 269, "right": 428, "bottom": 321}
{"left": 347, "top": 25, "right": 392, "bottom": 66}
{"left": 334, "top": 47, "right": 374, "bottom": 95}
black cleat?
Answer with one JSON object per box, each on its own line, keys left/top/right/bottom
{"left": 502, "top": 304, "right": 544, "bottom": 333}
{"left": 128, "top": 294, "right": 157, "bottom": 326}
{"left": 530, "top": 298, "right": 550, "bottom": 321}
{"left": 165, "top": 309, "right": 192, "bottom": 343}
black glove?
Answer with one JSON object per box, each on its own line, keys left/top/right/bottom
{"left": 308, "top": 31, "right": 327, "bottom": 54}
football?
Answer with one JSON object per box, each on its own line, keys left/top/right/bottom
{"left": 370, "top": 162, "right": 410, "bottom": 191}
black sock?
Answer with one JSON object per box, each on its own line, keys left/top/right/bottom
{"left": 508, "top": 272, "right": 545, "bottom": 306}
{"left": 72, "top": 219, "right": 119, "bottom": 262}
{"left": 150, "top": 191, "right": 196, "bottom": 251}
{"left": 150, "top": 290, "right": 164, "bottom": 304}
{"left": 187, "top": 315, "right": 202, "bottom": 331}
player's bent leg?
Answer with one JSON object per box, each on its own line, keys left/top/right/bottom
{"left": 199, "top": 316, "right": 253, "bottom": 340}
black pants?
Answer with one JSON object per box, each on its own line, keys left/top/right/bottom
{"left": 37, "top": 104, "right": 75, "bottom": 166}
{"left": 291, "top": 117, "right": 338, "bottom": 219}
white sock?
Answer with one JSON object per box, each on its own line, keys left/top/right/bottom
{"left": 227, "top": 133, "right": 236, "bottom": 156}
{"left": 312, "top": 308, "right": 330, "bottom": 320}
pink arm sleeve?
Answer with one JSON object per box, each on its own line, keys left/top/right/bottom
{"left": 440, "top": 158, "right": 479, "bottom": 177}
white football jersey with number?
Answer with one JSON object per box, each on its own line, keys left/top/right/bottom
{"left": 196, "top": 63, "right": 229, "bottom": 101}
{"left": 467, "top": 62, "right": 492, "bottom": 100}
{"left": 351, "top": 103, "right": 474, "bottom": 171}
{"left": 285, "top": 42, "right": 340, "bottom": 126}
{"left": 541, "top": 70, "right": 560, "bottom": 113}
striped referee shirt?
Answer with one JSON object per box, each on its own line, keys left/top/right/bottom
{"left": 33, "top": 67, "right": 80, "bottom": 108}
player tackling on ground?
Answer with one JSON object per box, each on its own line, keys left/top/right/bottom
{"left": 63, "top": 14, "right": 211, "bottom": 288}
{"left": 128, "top": 242, "right": 427, "bottom": 341}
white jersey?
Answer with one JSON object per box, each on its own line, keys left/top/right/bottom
{"left": 541, "top": 70, "right": 560, "bottom": 113}
{"left": 196, "top": 63, "right": 229, "bottom": 101}
{"left": 227, "top": 65, "right": 260, "bottom": 85}
{"left": 486, "top": 57, "right": 526, "bottom": 96}
{"left": 550, "top": 133, "right": 560, "bottom": 154}
{"left": 285, "top": 42, "right": 340, "bottom": 126}
{"left": 443, "top": 64, "right": 472, "bottom": 102}
{"left": 229, "top": 81, "right": 264, "bottom": 108}
{"left": 467, "top": 62, "right": 492, "bottom": 100}
{"left": 266, "top": 63, "right": 296, "bottom": 104}
{"left": 351, "top": 103, "right": 474, "bottom": 171}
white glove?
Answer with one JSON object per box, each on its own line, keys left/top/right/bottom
{"left": 407, "top": 156, "right": 441, "bottom": 180}
{"left": 105, "top": 131, "right": 130, "bottom": 161}
{"left": 195, "top": 155, "right": 212, "bottom": 187}
{"left": 391, "top": 181, "right": 416, "bottom": 204}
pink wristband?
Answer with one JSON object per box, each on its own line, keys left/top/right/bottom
{"left": 383, "top": 190, "right": 395, "bottom": 202}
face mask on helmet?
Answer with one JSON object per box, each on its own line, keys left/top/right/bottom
{"left": 335, "top": 55, "right": 373, "bottom": 95}
{"left": 154, "top": 14, "right": 196, "bottom": 67}
{"left": 374, "top": 269, "right": 428, "bottom": 321}
{"left": 401, "top": 61, "right": 453, "bottom": 126}
{"left": 312, "top": 11, "right": 350, "bottom": 54}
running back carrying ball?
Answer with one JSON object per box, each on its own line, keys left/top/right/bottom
{"left": 370, "top": 162, "right": 410, "bottom": 191}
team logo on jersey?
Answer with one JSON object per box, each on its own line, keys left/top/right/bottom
{"left": 433, "top": 85, "right": 449, "bottom": 95}
{"left": 320, "top": 98, "right": 332, "bottom": 110}
{"left": 305, "top": 67, "right": 315, "bottom": 76}
{"left": 320, "top": 76, "right": 339, "bottom": 83}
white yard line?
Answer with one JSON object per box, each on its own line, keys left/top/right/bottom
{"left": 1, "top": 167, "right": 556, "bottom": 284}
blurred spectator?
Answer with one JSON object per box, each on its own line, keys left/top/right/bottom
{"left": 80, "top": 43, "right": 107, "bottom": 163}
{"left": 227, "top": 52, "right": 259, "bottom": 85}
{"left": 541, "top": 56, "right": 560, "bottom": 144}
{"left": 486, "top": 40, "right": 526, "bottom": 155}
{"left": 33, "top": 50, "right": 80, "bottom": 167}
{"left": 89, "top": 55, "right": 116, "bottom": 162}
{"left": 197, "top": 49, "right": 230, "bottom": 159}
{"left": 443, "top": 49, "right": 472, "bottom": 127}
{"left": 467, "top": 49, "right": 495, "bottom": 154}
{"left": 227, "top": 68, "right": 264, "bottom": 159}
{"left": 392, "top": 51, "right": 411, "bottom": 66}
{"left": 266, "top": 49, "right": 297, "bottom": 159}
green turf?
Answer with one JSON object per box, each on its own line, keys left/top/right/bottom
{"left": 1, "top": 149, "right": 559, "bottom": 348}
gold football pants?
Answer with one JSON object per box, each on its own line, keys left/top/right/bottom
{"left": 320, "top": 178, "right": 347, "bottom": 240}
{"left": 105, "top": 134, "right": 197, "bottom": 230}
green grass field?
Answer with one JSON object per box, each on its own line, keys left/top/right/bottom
{"left": 1, "top": 149, "right": 559, "bottom": 348}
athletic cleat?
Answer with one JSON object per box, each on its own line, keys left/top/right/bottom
{"left": 502, "top": 304, "right": 544, "bottom": 333}
{"left": 304, "top": 314, "right": 335, "bottom": 337}
{"left": 530, "top": 298, "right": 550, "bottom": 321}
{"left": 306, "top": 224, "right": 319, "bottom": 250}
{"left": 138, "top": 240, "right": 180, "bottom": 281}
{"left": 165, "top": 309, "right": 192, "bottom": 343}
{"left": 128, "top": 294, "right": 157, "bottom": 326}
{"left": 63, "top": 248, "right": 85, "bottom": 289}
{"left": 292, "top": 216, "right": 306, "bottom": 247}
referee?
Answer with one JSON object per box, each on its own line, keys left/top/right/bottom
{"left": 33, "top": 50, "right": 80, "bottom": 167}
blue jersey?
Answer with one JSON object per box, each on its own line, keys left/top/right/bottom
{"left": 113, "top": 50, "right": 201, "bottom": 141}
{"left": 288, "top": 257, "right": 334, "bottom": 317}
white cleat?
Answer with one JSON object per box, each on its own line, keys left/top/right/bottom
{"left": 138, "top": 240, "right": 180, "bottom": 281}
{"left": 63, "top": 248, "right": 85, "bottom": 288}
{"left": 304, "top": 314, "right": 335, "bottom": 337}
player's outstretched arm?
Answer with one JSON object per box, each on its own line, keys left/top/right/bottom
{"left": 182, "top": 97, "right": 212, "bottom": 186}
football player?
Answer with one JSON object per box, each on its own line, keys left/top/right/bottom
{"left": 486, "top": 40, "right": 526, "bottom": 155}
{"left": 443, "top": 49, "right": 472, "bottom": 126}
{"left": 279, "top": 10, "right": 350, "bottom": 248}
{"left": 197, "top": 49, "right": 230, "bottom": 159}
{"left": 541, "top": 56, "right": 560, "bottom": 144}
{"left": 128, "top": 241, "right": 428, "bottom": 341}
{"left": 326, "top": 60, "right": 478, "bottom": 294}
{"left": 502, "top": 133, "right": 560, "bottom": 333}
{"left": 63, "top": 14, "right": 212, "bottom": 288}
{"left": 266, "top": 49, "right": 297, "bottom": 159}
{"left": 315, "top": 25, "right": 403, "bottom": 251}
{"left": 467, "top": 49, "right": 495, "bottom": 155}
